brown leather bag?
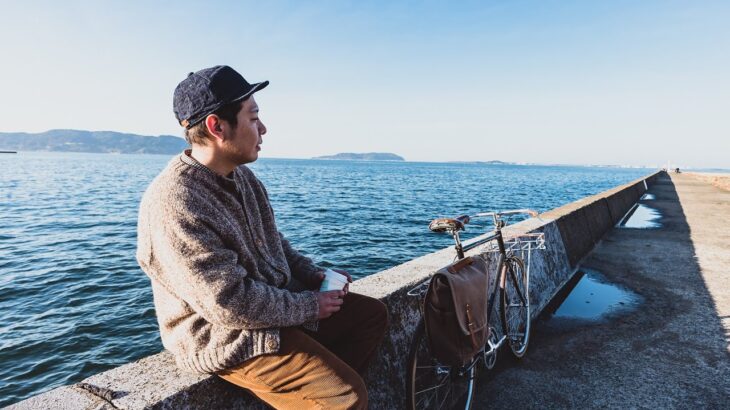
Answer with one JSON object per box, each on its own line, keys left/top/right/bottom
{"left": 423, "top": 256, "right": 490, "bottom": 367}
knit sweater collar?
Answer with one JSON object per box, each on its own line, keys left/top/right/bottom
{"left": 179, "top": 149, "right": 238, "bottom": 191}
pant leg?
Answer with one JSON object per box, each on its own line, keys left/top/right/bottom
{"left": 306, "top": 292, "right": 388, "bottom": 375}
{"left": 217, "top": 327, "right": 367, "bottom": 410}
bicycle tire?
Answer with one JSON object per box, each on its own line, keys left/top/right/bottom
{"left": 406, "top": 319, "right": 476, "bottom": 410}
{"left": 500, "top": 256, "right": 530, "bottom": 358}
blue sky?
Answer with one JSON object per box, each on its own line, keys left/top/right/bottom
{"left": 1, "top": 0, "right": 728, "bottom": 168}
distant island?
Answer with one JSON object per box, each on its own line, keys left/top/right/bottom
{"left": 0, "top": 129, "right": 188, "bottom": 155}
{"left": 470, "top": 160, "right": 514, "bottom": 165}
{"left": 314, "top": 152, "right": 405, "bottom": 161}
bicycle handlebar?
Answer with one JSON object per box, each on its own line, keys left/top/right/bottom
{"left": 429, "top": 209, "right": 538, "bottom": 233}
{"left": 473, "top": 209, "right": 539, "bottom": 219}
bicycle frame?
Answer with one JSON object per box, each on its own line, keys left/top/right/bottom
{"left": 445, "top": 211, "right": 532, "bottom": 358}
{"left": 451, "top": 209, "right": 536, "bottom": 259}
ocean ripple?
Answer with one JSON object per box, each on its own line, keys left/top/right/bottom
{"left": 0, "top": 152, "right": 651, "bottom": 406}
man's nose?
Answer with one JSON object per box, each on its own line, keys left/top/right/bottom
{"left": 258, "top": 120, "right": 267, "bottom": 135}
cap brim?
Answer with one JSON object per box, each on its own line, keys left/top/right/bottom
{"left": 231, "top": 80, "right": 269, "bottom": 103}
{"left": 182, "top": 81, "right": 269, "bottom": 129}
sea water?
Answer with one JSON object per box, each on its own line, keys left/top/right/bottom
{"left": 0, "top": 151, "right": 651, "bottom": 405}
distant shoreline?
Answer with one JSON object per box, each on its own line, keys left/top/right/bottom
{"left": 3, "top": 149, "right": 722, "bottom": 171}
{"left": 313, "top": 152, "right": 405, "bottom": 161}
{"left": 1, "top": 151, "right": 670, "bottom": 169}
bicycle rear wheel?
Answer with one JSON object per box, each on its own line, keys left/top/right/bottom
{"left": 406, "top": 319, "right": 476, "bottom": 409}
{"left": 500, "top": 256, "right": 530, "bottom": 358}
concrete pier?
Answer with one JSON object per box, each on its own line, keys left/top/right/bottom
{"left": 686, "top": 171, "right": 730, "bottom": 192}
{"left": 12, "top": 171, "right": 730, "bottom": 409}
{"left": 472, "top": 172, "right": 730, "bottom": 408}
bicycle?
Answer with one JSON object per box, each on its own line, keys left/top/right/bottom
{"left": 406, "top": 209, "right": 545, "bottom": 409}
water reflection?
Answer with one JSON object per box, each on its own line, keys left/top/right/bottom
{"left": 541, "top": 269, "right": 641, "bottom": 327}
{"left": 621, "top": 204, "right": 661, "bottom": 229}
{"left": 552, "top": 270, "right": 639, "bottom": 319}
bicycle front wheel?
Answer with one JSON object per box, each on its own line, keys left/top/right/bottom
{"left": 500, "top": 256, "right": 531, "bottom": 358}
{"left": 406, "top": 319, "right": 476, "bottom": 410}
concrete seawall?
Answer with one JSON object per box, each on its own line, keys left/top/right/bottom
{"left": 10, "top": 171, "right": 662, "bottom": 409}
{"left": 470, "top": 171, "right": 730, "bottom": 407}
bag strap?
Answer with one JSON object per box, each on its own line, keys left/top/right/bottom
{"left": 465, "top": 303, "right": 479, "bottom": 348}
{"left": 447, "top": 257, "right": 473, "bottom": 274}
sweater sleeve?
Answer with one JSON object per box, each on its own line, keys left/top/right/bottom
{"left": 145, "top": 190, "right": 320, "bottom": 330}
{"left": 279, "top": 231, "right": 324, "bottom": 287}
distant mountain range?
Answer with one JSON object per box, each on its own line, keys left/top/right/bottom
{"left": 314, "top": 152, "right": 405, "bottom": 161}
{"left": 0, "top": 129, "right": 188, "bottom": 154}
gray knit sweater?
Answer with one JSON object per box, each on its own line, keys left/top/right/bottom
{"left": 136, "top": 151, "right": 321, "bottom": 374}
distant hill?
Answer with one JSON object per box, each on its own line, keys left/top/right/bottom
{"left": 314, "top": 152, "right": 405, "bottom": 161}
{"left": 0, "top": 129, "right": 188, "bottom": 154}
{"left": 473, "top": 160, "right": 514, "bottom": 165}
{"left": 447, "top": 160, "right": 516, "bottom": 165}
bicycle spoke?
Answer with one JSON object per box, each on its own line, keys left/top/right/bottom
{"left": 414, "top": 375, "right": 450, "bottom": 395}
{"left": 415, "top": 369, "right": 448, "bottom": 383}
{"left": 508, "top": 268, "right": 527, "bottom": 305}
{"left": 437, "top": 381, "right": 452, "bottom": 409}
{"left": 415, "top": 375, "right": 447, "bottom": 409}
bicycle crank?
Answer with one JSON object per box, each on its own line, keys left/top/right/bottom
{"left": 483, "top": 326, "right": 501, "bottom": 369}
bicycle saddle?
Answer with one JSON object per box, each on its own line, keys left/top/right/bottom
{"left": 429, "top": 215, "right": 470, "bottom": 233}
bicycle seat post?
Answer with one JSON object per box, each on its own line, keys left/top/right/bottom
{"left": 452, "top": 230, "right": 465, "bottom": 259}
{"left": 492, "top": 214, "right": 508, "bottom": 255}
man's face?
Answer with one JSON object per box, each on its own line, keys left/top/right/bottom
{"left": 222, "top": 96, "right": 267, "bottom": 165}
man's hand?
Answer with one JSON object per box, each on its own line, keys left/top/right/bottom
{"left": 332, "top": 268, "right": 353, "bottom": 294}
{"left": 313, "top": 268, "right": 353, "bottom": 293}
{"left": 315, "top": 290, "right": 345, "bottom": 319}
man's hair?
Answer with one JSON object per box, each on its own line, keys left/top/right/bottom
{"left": 184, "top": 99, "right": 245, "bottom": 145}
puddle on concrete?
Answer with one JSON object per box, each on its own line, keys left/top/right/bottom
{"left": 640, "top": 193, "right": 655, "bottom": 200}
{"left": 620, "top": 204, "right": 661, "bottom": 229}
{"left": 540, "top": 269, "right": 641, "bottom": 327}
{"left": 553, "top": 271, "right": 639, "bottom": 319}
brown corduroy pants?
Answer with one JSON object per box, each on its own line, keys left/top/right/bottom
{"left": 217, "top": 292, "right": 388, "bottom": 409}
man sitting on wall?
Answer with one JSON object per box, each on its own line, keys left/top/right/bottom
{"left": 136, "top": 65, "right": 388, "bottom": 409}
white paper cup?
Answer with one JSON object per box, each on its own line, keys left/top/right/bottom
{"left": 319, "top": 269, "right": 348, "bottom": 292}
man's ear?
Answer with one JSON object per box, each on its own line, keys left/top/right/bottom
{"left": 204, "top": 114, "right": 225, "bottom": 142}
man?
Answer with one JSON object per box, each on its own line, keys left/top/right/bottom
{"left": 136, "top": 65, "right": 388, "bottom": 409}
